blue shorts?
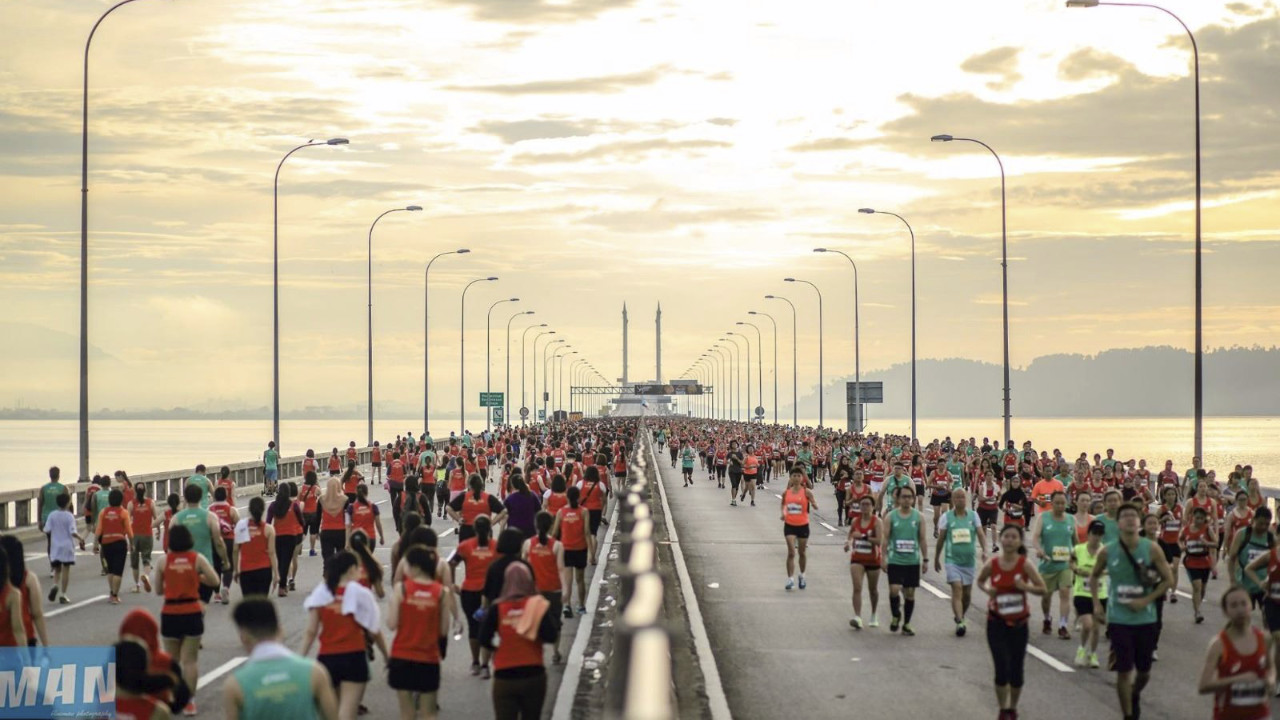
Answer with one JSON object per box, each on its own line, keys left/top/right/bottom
{"left": 265, "top": 469, "right": 278, "bottom": 482}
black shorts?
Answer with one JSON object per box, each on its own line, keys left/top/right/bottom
{"left": 371, "top": 462, "right": 382, "bottom": 468}
{"left": 930, "top": 492, "right": 951, "bottom": 507}
{"left": 1158, "top": 540, "right": 1181, "bottom": 561}
{"left": 1109, "top": 623, "right": 1158, "bottom": 674}
{"left": 978, "top": 508, "right": 999, "bottom": 527}
{"left": 239, "top": 567, "right": 273, "bottom": 597}
{"left": 1264, "top": 601, "right": 1280, "bottom": 632}
{"left": 1073, "top": 596, "right": 1105, "bottom": 617}
{"left": 387, "top": 658, "right": 440, "bottom": 694}
{"left": 319, "top": 651, "right": 369, "bottom": 687}
{"left": 729, "top": 474, "right": 741, "bottom": 491}
{"left": 160, "top": 612, "right": 204, "bottom": 639}
{"left": 460, "top": 590, "right": 484, "bottom": 639}
{"left": 101, "top": 540, "right": 128, "bottom": 576}
{"left": 587, "top": 510, "right": 602, "bottom": 536}
{"left": 886, "top": 563, "right": 921, "bottom": 589}
{"left": 303, "top": 513, "right": 320, "bottom": 535}
{"left": 716, "top": 466, "right": 726, "bottom": 478}
{"left": 564, "top": 549, "right": 588, "bottom": 569}
{"left": 1186, "top": 566, "right": 1210, "bottom": 584}
{"left": 783, "top": 524, "right": 810, "bottom": 540}
{"left": 682, "top": 467, "right": 693, "bottom": 477}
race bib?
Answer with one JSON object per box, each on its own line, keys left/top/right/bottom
{"left": 1164, "top": 520, "right": 1181, "bottom": 532}
{"left": 1007, "top": 507, "right": 1023, "bottom": 517}
{"left": 1231, "top": 681, "right": 1267, "bottom": 707}
{"left": 853, "top": 540, "right": 874, "bottom": 555}
{"left": 1247, "top": 547, "right": 1269, "bottom": 565}
{"left": 951, "top": 528, "right": 972, "bottom": 545}
{"left": 996, "top": 593, "right": 1025, "bottom": 618}
{"left": 1052, "top": 547, "right": 1071, "bottom": 563}
{"left": 1187, "top": 540, "right": 1207, "bottom": 555}
{"left": 1116, "top": 584, "right": 1145, "bottom": 603}
{"left": 894, "top": 539, "right": 916, "bottom": 555}
{"left": 785, "top": 503, "right": 803, "bottom": 516}
{"left": 1270, "top": 582, "right": 1280, "bottom": 601}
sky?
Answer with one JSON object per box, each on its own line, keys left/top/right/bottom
{"left": 1, "top": 0, "right": 1278, "bottom": 424}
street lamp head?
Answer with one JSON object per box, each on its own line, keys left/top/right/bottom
{"left": 547, "top": 330, "right": 556, "bottom": 334}
{"left": 325, "top": 138, "right": 349, "bottom": 146}
{"left": 485, "top": 276, "right": 498, "bottom": 281}
{"left": 783, "top": 277, "right": 796, "bottom": 283}
{"left": 858, "top": 208, "right": 876, "bottom": 214}
{"left": 764, "top": 295, "right": 775, "bottom": 299}
{"left": 524, "top": 311, "right": 536, "bottom": 316}
{"left": 456, "top": 249, "right": 471, "bottom": 254}
{"left": 1065, "top": 0, "right": 1099, "bottom": 6}
{"left": 748, "top": 310, "right": 758, "bottom": 315}
{"left": 930, "top": 134, "right": 954, "bottom": 143}
{"left": 508, "top": 297, "right": 519, "bottom": 302}
{"left": 813, "top": 248, "right": 827, "bottom": 253}
{"left": 735, "top": 321, "right": 745, "bottom": 325}
{"left": 406, "top": 205, "right": 423, "bottom": 211}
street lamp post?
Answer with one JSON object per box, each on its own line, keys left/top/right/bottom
{"left": 485, "top": 297, "right": 519, "bottom": 430}
{"left": 1065, "top": 0, "right": 1203, "bottom": 458}
{"left": 711, "top": 346, "right": 729, "bottom": 420}
{"left": 719, "top": 338, "right": 742, "bottom": 421}
{"left": 460, "top": 277, "right": 498, "bottom": 436}
{"left": 764, "top": 295, "right": 798, "bottom": 426}
{"left": 543, "top": 340, "right": 566, "bottom": 421}
{"left": 507, "top": 311, "right": 535, "bottom": 425}
{"left": 522, "top": 326, "right": 549, "bottom": 424}
{"left": 749, "top": 311, "right": 779, "bottom": 425}
{"left": 424, "top": 248, "right": 470, "bottom": 432}
{"left": 367, "top": 205, "right": 422, "bottom": 445}
{"left": 273, "top": 137, "right": 348, "bottom": 452}
{"left": 738, "top": 321, "right": 763, "bottom": 421}
{"left": 857, "top": 209, "right": 917, "bottom": 440}
{"left": 728, "top": 332, "right": 752, "bottom": 422}
{"left": 931, "top": 133, "right": 1010, "bottom": 445}
{"left": 785, "top": 278, "right": 824, "bottom": 428}
{"left": 557, "top": 350, "right": 577, "bottom": 415}
{"left": 569, "top": 358, "right": 585, "bottom": 414}
{"left": 813, "top": 248, "right": 861, "bottom": 433}
{"left": 530, "top": 331, "right": 555, "bottom": 423}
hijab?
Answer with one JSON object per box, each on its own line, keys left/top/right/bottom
{"left": 496, "top": 562, "right": 537, "bottom": 605}
{"left": 320, "top": 477, "right": 346, "bottom": 514}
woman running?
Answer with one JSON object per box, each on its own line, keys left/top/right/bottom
{"left": 844, "top": 495, "right": 881, "bottom": 629}
{"left": 348, "top": 531, "right": 385, "bottom": 599}
{"left": 1198, "top": 585, "right": 1274, "bottom": 720}
{"left": 479, "top": 563, "right": 558, "bottom": 720}
{"left": 978, "top": 524, "right": 1046, "bottom": 720}
{"left": 1181, "top": 506, "right": 1218, "bottom": 624}
{"left": 208, "top": 486, "right": 239, "bottom": 605}
{"left": 128, "top": 483, "right": 156, "bottom": 594}
{"left": 449, "top": 514, "right": 498, "bottom": 679}
{"left": 782, "top": 467, "right": 817, "bottom": 591}
{"left": 448, "top": 474, "right": 506, "bottom": 543}
{"left": 269, "top": 490, "right": 304, "bottom": 597}
{"left": 1156, "top": 486, "right": 1184, "bottom": 603}
{"left": 318, "top": 478, "right": 349, "bottom": 562}
{"left": 96, "top": 488, "right": 133, "bottom": 605}
{"left": 346, "top": 484, "right": 384, "bottom": 548}
{"left": 524, "top": 511, "right": 566, "bottom": 663}
{"left": 388, "top": 545, "right": 449, "bottom": 720}
{"left": 552, "top": 486, "right": 589, "bottom": 618}
{"left": 233, "top": 496, "right": 277, "bottom": 598}
{"left": 300, "top": 551, "right": 388, "bottom": 720}
{"left": 0, "top": 537, "right": 47, "bottom": 646}
{"left": 153, "top": 525, "right": 219, "bottom": 716}
{"left": 1070, "top": 519, "right": 1107, "bottom": 668}
{"left": 298, "top": 471, "right": 322, "bottom": 557}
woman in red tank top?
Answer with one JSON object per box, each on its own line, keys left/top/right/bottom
{"left": 300, "top": 551, "right": 388, "bottom": 720}
{"left": 1181, "top": 507, "right": 1218, "bottom": 624}
{"left": 0, "top": 537, "right": 46, "bottom": 647}
{"left": 269, "top": 492, "right": 303, "bottom": 597}
{"left": 524, "top": 512, "right": 566, "bottom": 663}
{"left": 977, "top": 524, "right": 1046, "bottom": 720}
{"left": 552, "top": 487, "right": 589, "bottom": 617}
{"left": 387, "top": 545, "right": 450, "bottom": 712}
{"left": 844, "top": 495, "right": 882, "bottom": 631}
{"left": 234, "top": 497, "right": 277, "bottom": 598}
{"left": 154, "top": 524, "right": 219, "bottom": 714}
{"left": 479, "top": 563, "right": 558, "bottom": 719}
{"left": 448, "top": 516, "right": 498, "bottom": 677}
{"left": 1201, "top": 586, "right": 1274, "bottom": 720}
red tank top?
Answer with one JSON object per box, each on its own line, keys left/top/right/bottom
{"left": 318, "top": 586, "right": 366, "bottom": 655}
{"left": 456, "top": 538, "right": 497, "bottom": 592}
{"left": 349, "top": 502, "right": 377, "bottom": 539}
{"left": 162, "top": 552, "right": 202, "bottom": 615}
{"left": 273, "top": 504, "right": 302, "bottom": 537}
{"left": 783, "top": 488, "right": 809, "bottom": 527}
{"left": 461, "top": 493, "right": 493, "bottom": 527}
{"left": 987, "top": 555, "right": 1029, "bottom": 626}
{"left": 846, "top": 485, "right": 872, "bottom": 519}
{"left": 1181, "top": 524, "right": 1214, "bottom": 569}
{"left": 372, "top": 448, "right": 382, "bottom": 463}
{"left": 390, "top": 579, "right": 443, "bottom": 664}
{"left": 492, "top": 600, "right": 544, "bottom": 671}
{"left": 329, "top": 455, "right": 342, "bottom": 473}
{"left": 545, "top": 492, "right": 567, "bottom": 517}
{"left": 216, "top": 479, "right": 235, "bottom": 503}
{"left": 1159, "top": 504, "right": 1183, "bottom": 545}
{"left": 848, "top": 517, "right": 881, "bottom": 565}
{"left": 1214, "top": 627, "right": 1270, "bottom": 720}
{"left": 162, "top": 509, "right": 174, "bottom": 551}
{"left": 321, "top": 503, "right": 346, "bottom": 531}
{"left": 579, "top": 481, "right": 604, "bottom": 511}
{"left": 449, "top": 469, "right": 467, "bottom": 492}
{"left": 98, "top": 506, "right": 131, "bottom": 544}
{"left": 131, "top": 500, "right": 155, "bottom": 538}
{"left": 298, "top": 484, "right": 320, "bottom": 514}
{"left": 115, "top": 695, "right": 164, "bottom": 720}
{"left": 303, "top": 458, "right": 317, "bottom": 475}
{"left": 528, "top": 536, "right": 562, "bottom": 593}
{"left": 558, "top": 507, "right": 587, "bottom": 551}
{"left": 209, "top": 502, "right": 235, "bottom": 540}
{"left": 239, "top": 521, "right": 271, "bottom": 573}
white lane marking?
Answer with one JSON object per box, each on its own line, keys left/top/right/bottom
{"left": 1027, "top": 645, "right": 1075, "bottom": 673}
{"left": 646, "top": 435, "right": 732, "bottom": 720}
{"left": 550, "top": 493, "right": 619, "bottom": 720}
{"left": 1176, "top": 589, "right": 1193, "bottom": 600}
{"left": 439, "top": 528, "right": 455, "bottom": 538}
{"left": 197, "top": 657, "right": 247, "bottom": 691}
{"left": 819, "top": 521, "right": 839, "bottom": 533}
{"left": 45, "top": 594, "right": 110, "bottom": 618}
{"left": 918, "top": 580, "right": 951, "bottom": 600}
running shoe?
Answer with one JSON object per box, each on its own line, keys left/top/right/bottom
{"left": 48, "top": 586, "right": 58, "bottom": 602}
{"left": 1075, "top": 647, "right": 1088, "bottom": 667}
{"left": 730, "top": 500, "right": 737, "bottom": 507}
{"left": 1042, "top": 618, "right": 1051, "bottom": 635}
{"left": 901, "top": 624, "right": 915, "bottom": 637}
{"left": 212, "top": 591, "right": 222, "bottom": 605}
{"left": 564, "top": 606, "right": 574, "bottom": 619}
{"left": 868, "top": 616, "right": 879, "bottom": 628}
{"left": 956, "top": 620, "right": 966, "bottom": 637}
{"left": 221, "top": 592, "right": 231, "bottom": 605}
{"left": 479, "top": 665, "right": 491, "bottom": 680}
{"left": 785, "top": 578, "right": 794, "bottom": 591}
{"left": 1088, "top": 652, "right": 1100, "bottom": 668}
{"left": 58, "top": 595, "right": 70, "bottom": 605}
{"left": 182, "top": 702, "right": 197, "bottom": 716}
{"left": 469, "top": 663, "right": 481, "bottom": 677}
{"left": 577, "top": 606, "right": 586, "bottom": 615}
{"left": 1168, "top": 592, "right": 1178, "bottom": 604}
{"left": 130, "top": 584, "right": 141, "bottom": 594}
{"left": 108, "top": 595, "right": 120, "bottom": 605}
{"left": 309, "top": 549, "right": 317, "bottom": 557}
{"left": 1195, "top": 612, "right": 1205, "bottom": 624}
{"left": 750, "top": 500, "right": 755, "bottom": 506}
{"left": 849, "top": 617, "right": 863, "bottom": 630}
{"left": 289, "top": 579, "right": 296, "bottom": 591}
{"left": 1058, "top": 626, "right": 1071, "bottom": 640}
{"left": 141, "top": 574, "right": 152, "bottom": 593}
{"left": 1151, "top": 650, "right": 1158, "bottom": 662}
{"left": 798, "top": 576, "right": 807, "bottom": 590}
{"left": 889, "top": 616, "right": 900, "bottom": 633}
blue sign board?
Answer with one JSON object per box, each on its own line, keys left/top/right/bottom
{"left": 0, "top": 646, "right": 115, "bottom": 719}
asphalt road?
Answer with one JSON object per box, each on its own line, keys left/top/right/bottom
{"left": 651, "top": 442, "right": 1224, "bottom": 720}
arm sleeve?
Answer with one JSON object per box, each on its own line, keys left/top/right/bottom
{"left": 489, "top": 497, "right": 504, "bottom": 514}
{"left": 477, "top": 606, "right": 499, "bottom": 650}
{"left": 537, "top": 609, "right": 558, "bottom": 644}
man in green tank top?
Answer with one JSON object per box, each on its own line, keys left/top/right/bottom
{"left": 171, "top": 485, "right": 229, "bottom": 585}
{"left": 1031, "top": 491, "right": 1075, "bottom": 639}
{"left": 1229, "top": 507, "right": 1275, "bottom": 604}
{"left": 1094, "top": 489, "right": 1122, "bottom": 546}
{"left": 1089, "top": 502, "right": 1173, "bottom": 720}
{"left": 226, "top": 598, "right": 338, "bottom": 720}
{"left": 186, "top": 464, "right": 214, "bottom": 509}
{"left": 933, "top": 489, "right": 985, "bottom": 636}
{"left": 881, "top": 486, "right": 928, "bottom": 637}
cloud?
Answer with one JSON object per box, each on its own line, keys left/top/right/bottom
{"left": 960, "top": 46, "right": 1023, "bottom": 90}
{"left": 788, "top": 137, "right": 868, "bottom": 152}
{"left": 580, "top": 205, "right": 773, "bottom": 232}
{"left": 432, "top": 0, "right": 637, "bottom": 24}
{"left": 511, "top": 138, "right": 731, "bottom": 165}
{"left": 473, "top": 119, "right": 600, "bottom": 143}
{"left": 445, "top": 66, "right": 669, "bottom": 95}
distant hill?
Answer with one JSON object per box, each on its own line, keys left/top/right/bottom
{"left": 791, "top": 346, "right": 1280, "bottom": 419}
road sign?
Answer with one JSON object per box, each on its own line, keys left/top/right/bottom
{"left": 492, "top": 407, "right": 505, "bottom": 424}
{"left": 754, "top": 406, "right": 765, "bottom": 418}
{"left": 537, "top": 409, "right": 546, "bottom": 421}
{"left": 519, "top": 406, "right": 530, "bottom": 419}
{"left": 479, "top": 392, "right": 504, "bottom": 408}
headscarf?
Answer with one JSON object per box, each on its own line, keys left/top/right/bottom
{"left": 496, "top": 562, "right": 537, "bottom": 605}
{"left": 119, "top": 609, "right": 171, "bottom": 675}
{"left": 320, "top": 477, "right": 346, "bottom": 514}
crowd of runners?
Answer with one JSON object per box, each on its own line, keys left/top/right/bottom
{"left": 21, "top": 420, "right": 635, "bottom": 720}
{"left": 651, "top": 418, "right": 1276, "bottom": 720}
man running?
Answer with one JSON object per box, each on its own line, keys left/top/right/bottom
{"left": 781, "top": 468, "right": 817, "bottom": 591}
{"left": 225, "top": 598, "right": 339, "bottom": 720}
{"left": 882, "top": 486, "right": 928, "bottom": 636}
{"left": 934, "top": 488, "right": 985, "bottom": 636}
{"left": 1030, "top": 491, "right": 1074, "bottom": 639}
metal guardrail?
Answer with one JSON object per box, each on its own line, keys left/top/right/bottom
{"left": 605, "top": 428, "right": 673, "bottom": 720}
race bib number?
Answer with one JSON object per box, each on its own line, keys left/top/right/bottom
{"left": 853, "top": 540, "right": 874, "bottom": 556}
{"left": 1247, "top": 547, "right": 1269, "bottom": 565}
{"left": 1115, "top": 584, "right": 1145, "bottom": 603}
{"left": 1231, "top": 681, "right": 1267, "bottom": 707}
{"left": 894, "top": 539, "right": 916, "bottom": 555}
{"left": 996, "top": 593, "right": 1025, "bottom": 618}
{"left": 1164, "top": 520, "right": 1181, "bottom": 532}
{"left": 1007, "top": 507, "right": 1023, "bottom": 517}
{"left": 951, "top": 528, "right": 972, "bottom": 545}
{"left": 1052, "top": 547, "right": 1071, "bottom": 563}
{"left": 1269, "top": 582, "right": 1280, "bottom": 601}
{"left": 786, "top": 503, "right": 803, "bottom": 516}
{"left": 1186, "top": 540, "right": 1206, "bottom": 555}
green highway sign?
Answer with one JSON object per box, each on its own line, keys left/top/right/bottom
{"left": 492, "top": 407, "right": 505, "bottom": 424}
{"left": 479, "top": 392, "right": 504, "bottom": 407}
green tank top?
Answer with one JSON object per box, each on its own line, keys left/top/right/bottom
{"left": 1095, "top": 514, "right": 1119, "bottom": 546}
{"left": 187, "top": 475, "right": 213, "bottom": 509}
{"left": 1104, "top": 538, "right": 1157, "bottom": 626}
{"left": 1237, "top": 531, "right": 1272, "bottom": 594}
{"left": 93, "top": 489, "right": 111, "bottom": 522}
{"left": 942, "top": 510, "right": 977, "bottom": 568}
{"left": 232, "top": 653, "right": 318, "bottom": 720}
{"left": 1072, "top": 543, "right": 1107, "bottom": 599}
{"left": 1037, "top": 513, "right": 1075, "bottom": 574}
{"left": 887, "top": 509, "right": 922, "bottom": 566}
{"left": 174, "top": 508, "right": 215, "bottom": 565}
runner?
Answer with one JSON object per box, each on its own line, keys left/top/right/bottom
{"left": 1180, "top": 506, "right": 1218, "bottom": 624}
{"left": 300, "top": 551, "right": 388, "bottom": 720}
{"left": 153, "top": 524, "right": 220, "bottom": 716}
{"left": 882, "top": 486, "right": 928, "bottom": 636}
{"left": 576, "top": 466, "right": 609, "bottom": 565}
{"left": 1089, "top": 502, "right": 1174, "bottom": 720}
{"left": 844, "top": 495, "right": 882, "bottom": 629}
{"left": 112, "top": 640, "right": 173, "bottom": 720}
{"left": 740, "top": 444, "right": 759, "bottom": 506}
{"left": 233, "top": 497, "right": 277, "bottom": 598}
{"left": 479, "top": 563, "right": 559, "bottom": 720}
{"left": 928, "top": 460, "right": 953, "bottom": 537}
{"left": 727, "top": 440, "right": 744, "bottom": 507}
{"left": 225, "top": 598, "right": 339, "bottom": 720}
{"left": 185, "top": 465, "right": 213, "bottom": 509}
{"left": 209, "top": 487, "right": 240, "bottom": 604}
{"left": 1070, "top": 519, "right": 1107, "bottom": 668}
{"left": 37, "top": 466, "right": 68, "bottom": 564}
{"left": 43, "top": 493, "right": 81, "bottom": 604}
{"left": 387, "top": 546, "right": 449, "bottom": 720}
{"left": 318, "top": 478, "right": 349, "bottom": 562}
{"left": 524, "top": 511, "right": 566, "bottom": 663}
{"left": 552, "top": 486, "right": 589, "bottom": 617}
{"left": 1029, "top": 491, "right": 1074, "bottom": 639}
{"left": 97, "top": 488, "right": 133, "bottom": 605}
{"left": 680, "top": 442, "right": 696, "bottom": 487}
{"left": 781, "top": 467, "right": 817, "bottom": 591}
{"left": 978, "top": 524, "right": 1046, "bottom": 720}
{"left": 298, "top": 472, "right": 322, "bottom": 556}
{"left": 1197, "top": 585, "right": 1275, "bottom": 720}
{"left": 448, "top": 474, "right": 505, "bottom": 543}
{"left": 935, "top": 488, "right": 986, "bottom": 636}
{"left": 262, "top": 442, "right": 280, "bottom": 496}
{"left": 269, "top": 490, "right": 305, "bottom": 598}
{"left": 448, "top": 514, "right": 498, "bottom": 678}
{"left": 346, "top": 484, "right": 384, "bottom": 548}
{"left": 1230, "top": 508, "right": 1274, "bottom": 609}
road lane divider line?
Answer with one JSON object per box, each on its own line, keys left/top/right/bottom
{"left": 819, "top": 521, "right": 840, "bottom": 533}
{"left": 197, "top": 657, "right": 247, "bottom": 692}
{"left": 918, "top": 580, "right": 951, "bottom": 600}
{"left": 648, "top": 436, "right": 732, "bottom": 720}
{"left": 45, "top": 594, "right": 109, "bottom": 618}
{"left": 550, "top": 498, "right": 618, "bottom": 720}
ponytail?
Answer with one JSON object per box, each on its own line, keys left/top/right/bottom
{"left": 356, "top": 483, "right": 369, "bottom": 506}
{"left": 248, "top": 497, "right": 265, "bottom": 527}
{"left": 403, "top": 546, "right": 438, "bottom": 581}
{"left": 349, "top": 531, "right": 383, "bottom": 587}
{"left": 535, "top": 511, "right": 553, "bottom": 544}
{"left": 469, "top": 474, "right": 484, "bottom": 501}
{"left": 567, "top": 485, "right": 581, "bottom": 509}
{"left": 475, "top": 515, "right": 492, "bottom": 546}
{"left": 325, "top": 551, "right": 358, "bottom": 593}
